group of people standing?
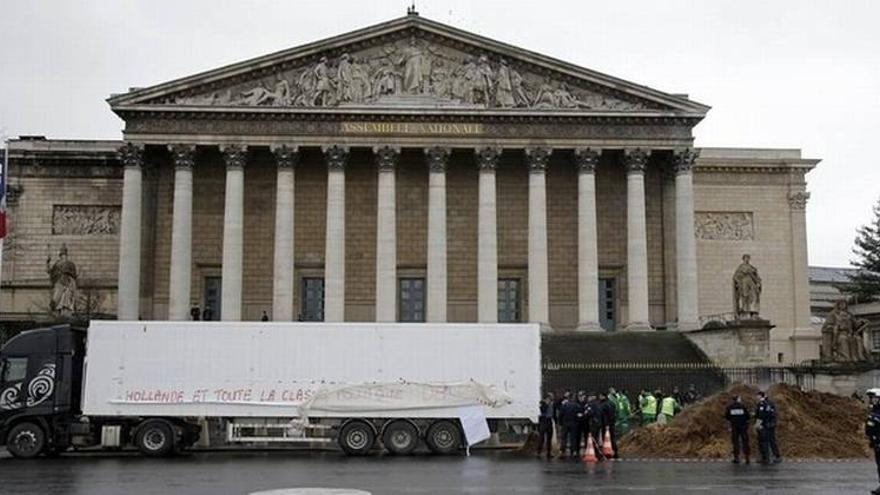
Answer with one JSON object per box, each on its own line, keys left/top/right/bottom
{"left": 636, "top": 386, "right": 700, "bottom": 426}
{"left": 724, "top": 391, "right": 782, "bottom": 464}
{"left": 537, "top": 390, "right": 625, "bottom": 460}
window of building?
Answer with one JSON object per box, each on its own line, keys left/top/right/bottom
{"left": 301, "top": 278, "right": 325, "bottom": 322}
{"left": 203, "top": 277, "right": 222, "bottom": 321}
{"left": 599, "top": 278, "right": 616, "bottom": 331}
{"left": 398, "top": 278, "right": 426, "bottom": 322}
{"left": 498, "top": 278, "right": 521, "bottom": 323}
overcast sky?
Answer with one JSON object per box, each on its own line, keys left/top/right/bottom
{"left": 1, "top": 0, "right": 877, "bottom": 268}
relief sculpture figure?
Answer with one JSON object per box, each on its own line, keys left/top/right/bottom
{"left": 821, "top": 300, "right": 870, "bottom": 362}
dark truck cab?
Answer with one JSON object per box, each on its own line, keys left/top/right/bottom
{"left": 0, "top": 325, "right": 86, "bottom": 458}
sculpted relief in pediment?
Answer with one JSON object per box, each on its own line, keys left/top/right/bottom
{"left": 171, "top": 36, "right": 650, "bottom": 111}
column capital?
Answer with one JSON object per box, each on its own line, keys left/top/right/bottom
{"left": 322, "top": 144, "right": 350, "bottom": 171}
{"left": 574, "top": 147, "right": 601, "bottom": 173}
{"left": 168, "top": 144, "right": 196, "bottom": 170}
{"left": 117, "top": 142, "right": 144, "bottom": 169}
{"left": 788, "top": 191, "right": 810, "bottom": 210}
{"left": 525, "top": 147, "right": 552, "bottom": 173}
{"left": 672, "top": 148, "right": 699, "bottom": 175}
{"left": 623, "top": 148, "right": 649, "bottom": 174}
{"left": 220, "top": 144, "right": 248, "bottom": 170}
{"left": 476, "top": 147, "right": 501, "bottom": 171}
{"left": 271, "top": 144, "right": 299, "bottom": 169}
{"left": 425, "top": 146, "right": 451, "bottom": 173}
{"left": 373, "top": 145, "right": 401, "bottom": 172}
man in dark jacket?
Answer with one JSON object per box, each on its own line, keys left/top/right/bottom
{"left": 557, "top": 392, "right": 583, "bottom": 459}
{"left": 725, "top": 394, "right": 751, "bottom": 464}
{"left": 599, "top": 391, "right": 619, "bottom": 459}
{"left": 864, "top": 389, "right": 880, "bottom": 495}
{"left": 755, "top": 391, "right": 781, "bottom": 464}
{"left": 537, "top": 392, "right": 555, "bottom": 458}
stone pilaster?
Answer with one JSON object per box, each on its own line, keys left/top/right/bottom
{"left": 116, "top": 142, "right": 143, "bottom": 320}
{"left": 788, "top": 190, "right": 815, "bottom": 360}
{"left": 271, "top": 145, "right": 298, "bottom": 321}
{"left": 476, "top": 147, "right": 501, "bottom": 323}
{"left": 624, "top": 148, "right": 651, "bottom": 331}
{"left": 673, "top": 148, "right": 700, "bottom": 331}
{"left": 525, "top": 147, "right": 551, "bottom": 328}
{"left": 374, "top": 145, "right": 400, "bottom": 322}
{"left": 167, "top": 144, "right": 195, "bottom": 321}
{"left": 323, "top": 145, "right": 349, "bottom": 322}
{"left": 425, "top": 146, "right": 450, "bottom": 323}
{"left": 574, "top": 147, "right": 602, "bottom": 331}
{"left": 220, "top": 144, "right": 246, "bottom": 321}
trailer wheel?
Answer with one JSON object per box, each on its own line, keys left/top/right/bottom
{"left": 135, "top": 420, "right": 175, "bottom": 457}
{"left": 338, "top": 420, "right": 375, "bottom": 456}
{"left": 425, "top": 420, "right": 461, "bottom": 455}
{"left": 382, "top": 420, "right": 419, "bottom": 455}
{"left": 5, "top": 422, "right": 46, "bottom": 459}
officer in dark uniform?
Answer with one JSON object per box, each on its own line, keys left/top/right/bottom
{"left": 864, "top": 388, "right": 880, "bottom": 495}
{"left": 598, "top": 391, "right": 619, "bottom": 459}
{"left": 724, "top": 394, "right": 751, "bottom": 464}
{"left": 755, "top": 391, "right": 781, "bottom": 464}
{"left": 537, "top": 392, "right": 555, "bottom": 458}
{"left": 558, "top": 392, "right": 583, "bottom": 459}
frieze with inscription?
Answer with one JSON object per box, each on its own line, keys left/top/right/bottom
{"left": 52, "top": 205, "right": 121, "bottom": 236}
{"left": 166, "top": 36, "right": 652, "bottom": 112}
{"left": 695, "top": 212, "right": 755, "bottom": 241}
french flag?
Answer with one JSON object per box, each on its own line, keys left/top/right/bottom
{"left": 0, "top": 148, "right": 6, "bottom": 240}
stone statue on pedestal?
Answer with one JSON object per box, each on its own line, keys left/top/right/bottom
{"left": 47, "top": 244, "right": 78, "bottom": 316}
{"left": 733, "top": 254, "right": 761, "bottom": 319}
{"left": 821, "top": 299, "right": 870, "bottom": 362}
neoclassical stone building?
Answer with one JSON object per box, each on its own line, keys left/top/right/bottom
{"left": 0, "top": 14, "right": 820, "bottom": 362}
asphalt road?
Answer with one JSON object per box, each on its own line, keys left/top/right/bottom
{"left": 0, "top": 451, "right": 876, "bottom": 495}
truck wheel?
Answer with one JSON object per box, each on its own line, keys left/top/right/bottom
{"left": 135, "top": 420, "right": 175, "bottom": 457}
{"left": 382, "top": 420, "right": 419, "bottom": 455}
{"left": 6, "top": 422, "right": 46, "bottom": 459}
{"left": 338, "top": 420, "right": 375, "bottom": 456}
{"left": 425, "top": 420, "right": 461, "bottom": 455}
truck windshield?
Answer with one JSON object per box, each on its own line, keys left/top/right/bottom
{"left": 0, "top": 356, "right": 28, "bottom": 383}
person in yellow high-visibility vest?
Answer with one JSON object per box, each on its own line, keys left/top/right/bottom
{"left": 657, "top": 394, "right": 681, "bottom": 424}
{"left": 639, "top": 389, "right": 657, "bottom": 426}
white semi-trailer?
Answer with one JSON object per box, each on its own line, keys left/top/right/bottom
{"left": 0, "top": 322, "right": 540, "bottom": 458}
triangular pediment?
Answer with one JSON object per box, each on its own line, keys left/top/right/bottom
{"left": 109, "top": 15, "right": 708, "bottom": 116}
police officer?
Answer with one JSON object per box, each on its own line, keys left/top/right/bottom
{"left": 537, "top": 392, "right": 555, "bottom": 458}
{"left": 864, "top": 388, "right": 880, "bottom": 494}
{"left": 724, "top": 394, "right": 751, "bottom": 464}
{"left": 755, "top": 391, "right": 782, "bottom": 464}
{"left": 598, "top": 391, "right": 619, "bottom": 459}
{"left": 557, "top": 391, "right": 583, "bottom": 459}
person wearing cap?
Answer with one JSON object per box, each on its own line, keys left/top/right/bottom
{"left": 557, "top": 391, "right": 583, "bottom": 459}
{"left": 864, "top": 388, "right": 880, "bottom": 494}
{"left": 755, "top": 391, "right": 782, "bottom": 464}
{"left": 537, "top": 392, "right": 555, "bottom": 459}
{"left": 725, "top": 394, "right": 751, "bottom": 464}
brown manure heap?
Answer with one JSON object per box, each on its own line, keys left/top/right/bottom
{"left": 619, "top": 383, "right": 870, "bottom": 459}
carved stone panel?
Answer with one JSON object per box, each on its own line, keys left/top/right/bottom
{"left": 694, "top": 212, "right": 755, "bottom": 241}
{"left": 163, "top": 34, "right": 655, "bottom": 112}
{"left": 52, "top": 205, "right": 121, "bottom": 236}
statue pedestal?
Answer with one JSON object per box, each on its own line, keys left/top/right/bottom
{"left": 684, "top": 319, "right": 773, "bottom": 366}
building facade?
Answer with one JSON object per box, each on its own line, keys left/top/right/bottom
{"left": 0, "top": 14, "right": 820, "bottom": 362}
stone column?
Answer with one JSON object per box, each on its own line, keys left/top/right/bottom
{"left": 673, "top": 149, "right": 700, "bottom": 331}
{"left": 323, "top": 145, "right": 349, "bottom": 322}
{"left": 476, "top": 147, "right": 501, "bottom": 323}
{"left": 219, "top": 145, "right": 247, "bottom": 321}
{"left": 374, "top": 146, "right": 400, "bottom": 322}
{"left": 788, "top": 190, "right": 814, "bottom": 354}
{"left": 425, "top": 147, "right": 450, "bottom": 323}
{"left": 574, "top": 148, "right": 602, "bottom": 331}
{"left": 624, "top": 148, "right": 651, "bottom": 331}
{"left": 525, "top": 147, "right": 551, "bottom": 327}
{"left": 167, "top": 144, "right": 195, "bottom": 321}
{"left": 116, "top": 142, "right": 144, "bottom": 320}
{"left": 271, "top": 145, "right": 298, "bottom": 321}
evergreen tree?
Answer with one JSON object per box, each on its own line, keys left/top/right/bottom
{"left": 846, "top": 197, "right": 880, "bottom": 303}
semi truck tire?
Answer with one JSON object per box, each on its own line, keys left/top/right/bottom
{"left": 338, "top": 420, "right": 375, "bottom": 456}
{"left": 425, "top": 420, "right": 461, "bottom": 455}
{"left": 6, "top": 422, "right": 46, "bottom": 459}
{"left": 135, "top": 419, "right": 175, "bottom": 457}
{"left": 381, "top": 420, "right": 419, "bottom": 455}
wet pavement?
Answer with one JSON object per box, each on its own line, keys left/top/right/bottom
{"left": 0, "top": 450, "right": 876, "bottom": 495}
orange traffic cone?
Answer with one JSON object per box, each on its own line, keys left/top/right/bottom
{"left": 582, "top": 434, "right": 598, "bottom": 463}
{"left": 602, "top": 427, "right": 615, "bottom": 458}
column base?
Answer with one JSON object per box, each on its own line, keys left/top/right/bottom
{"left": 672, "top": 321, "right": 701, "bottom": 332}
{"left": 576, "top": 321, "right": 603, "bottom": 332}
{"left": 624, "top": 322, "right": 653, "bottom": 332}
{"left": 531, "top": 322, "right": 554, "bottom": 333}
